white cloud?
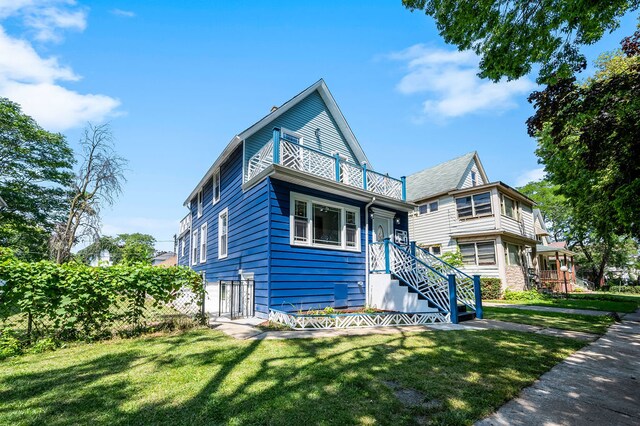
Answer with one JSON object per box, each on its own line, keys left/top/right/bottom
{"left": 515, "top": 167, "right": 545, "bottom": 187}
{"left": 0, "top": 2, "right": 120, "bottom": 131}
{"left": 110, "top": 8, "right": 135, "bottom": 18}
{"left": 388, "top": 44, "right": 535, "bottom": 120}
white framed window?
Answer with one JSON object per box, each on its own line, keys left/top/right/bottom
{"left": 200, "top": 222, "right": 207, "bottom": 263}
{"left": 418, "top": 200, "right": 439, "bottom": 215}
{"left": 471, "top": 171, "right": 477, "bottom": 186}
{"left": 280, "top": 128, "right": 303, "bottom": 145}
{"left": 459, "top": 241, "right": 496, "bottom": 265}
{"left": 218, "top": 208, "right": 228, "bottom": 259}
{"left": 456, "top": 192, "right": 492, "bottom": 219}
{"left": 197, "top": 189, "right": 203, "bottom": 218}
{"left": 191, "top": 231, "right": 198, "bottom": 265}
{"left": 289, "top": 192, "right": 360, "bottom": 252}
{"left": 430, "top": 245, "right": 441, "bottom": 256}
{"left": 180, "top": 237, "right": 185, "bottom": 258}
{"left": 212, "top": 170, "right": 220, "bottom": 205}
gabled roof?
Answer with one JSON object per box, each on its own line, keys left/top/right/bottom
{"left": 406, "top": 151, "right": 488, "bottom": 202}
{"left": 184, "top": 79, "right": 369, "bottom": 205}
{"left": 533, "top": 208, "right": 550, "bottom": 236}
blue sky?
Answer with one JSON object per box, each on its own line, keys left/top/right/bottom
{"left": 1, "top": 1, "right": 637, "bottom": 251}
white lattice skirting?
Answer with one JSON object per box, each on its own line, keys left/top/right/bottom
{"left": 268, "top": 309, "right": 449, "bottom": 330}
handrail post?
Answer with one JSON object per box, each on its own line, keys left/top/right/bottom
{"left": 448, "top": 274, "right": 459, "bottom": 324}
{"left": 410, "top": 241, "right": 416, "bottom": 257}
{"left": 273, "top": 128, "right": 281, "bottom": 165}
{"left": 384, "top": 238, "right": 390, "bottom": 274}
{"left": 473, "top": 275, "right": 483, "bottom": 319}
{"left": 362, "top": 162, "right": 368, "bottom": 191}
{"left": 334, "top": 153, "right": 341, "bottom": 182}
{"left": 401, "top": 176, "right": 407, "bottom": 201}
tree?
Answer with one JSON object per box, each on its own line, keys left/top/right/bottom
{"left": 402, "top": 0, "right": 639, "bottom": 83}
{"left": 525, "top": 29, "right": 640, "bottom": 285}
{"left": 49, "top": 124, "right": 127, "bottom": 263}
{"left": 76, "top": 233, "right": 156, "bottom": 266}
{"left": 0, "top": 98, "right": 75, "bottom": 260}
{"left": 517, "top": 179, "right": 570, "bottom": 241}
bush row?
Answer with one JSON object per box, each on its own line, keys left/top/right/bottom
{"left": 0, "top": 247, "right": 203, "bottom": 351}
{"left": 603, "top": 285, "right": 640, "bottom": 294}
{"left": 480, "top": 278, "right": 502, "bottom": 300}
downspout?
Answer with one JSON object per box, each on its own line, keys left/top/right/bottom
{"left": 364, "top": 197, "right": 376, "bottom": 307}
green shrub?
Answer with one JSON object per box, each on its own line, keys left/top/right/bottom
{"left": 480, "top": 278, "right": 502, "bottom": 300}
{"left": 0, "top": 330, "right": 21, "bottom": 360}
{"left": 504, "top": 289, "right": 546, "bottom": 301}
{"left": 0, "top": 247, "right": 203, "bottom": 345}
{"left": 607, "top": 285, "right": 640, "bottom": 294}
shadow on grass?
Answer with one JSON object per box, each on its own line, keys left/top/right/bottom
{"left": 0, "top": 329, "right": 586, "bottom": 425}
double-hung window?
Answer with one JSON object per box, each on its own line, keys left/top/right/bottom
{"left": 501, "top": 195, "right": 519, "bottom": 220}
{"left": 218, "top": 208, "right": 228, "bottom": 259}
{"left": 180, "top": 237, "right": 185, "bottom": 258}
{"left": 505, "top": 243, "right": 522, "bottom": 266}
{"left": 191, "top": 231, "right": 198, "bottom": 265}
{"left": 212, "top": 170, "right": 220, "bottom": 205}
{"left": 459, "top": 241, "right": 496, "bottom": 265}
{"left": 197, "top": 189, "right": 203, "bottom": 218}
{"left": 200, "top": 223, "right": 207, "bottom": 263}
{"left": 456, "top": 192, "right": 492, "bottom": 218}
{"left": 290, "top": 193, "right": 360, "bottom": 251}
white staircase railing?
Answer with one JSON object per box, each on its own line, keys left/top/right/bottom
{"left": 246, "top": 141, "right": 274, "bottom": 181}
{"left": 413, "top": 245, "right": 476, "bottom": 311}
{"left": 370, "top": 240, "right": 451, "bottom": 312}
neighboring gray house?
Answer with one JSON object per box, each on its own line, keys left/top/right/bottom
{"left": 0, "top": 196, "right": 7, "bottom": 209}
{"left": 407, "top": 152, "right": 540, "bottom": 291}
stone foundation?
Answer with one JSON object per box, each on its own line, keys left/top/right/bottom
{"left": 505, "top": 265, "right": 527, "bottom": 291}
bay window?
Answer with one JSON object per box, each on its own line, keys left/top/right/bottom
{"left": 290, "top": 192, "right": 360, "bottom": 251}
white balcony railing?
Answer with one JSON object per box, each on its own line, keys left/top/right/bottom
{"left": 179, "top": 214, "right": 191, "bottom": 236}
{"left": 244, "top": 129, "right": 407, "bottom": 201}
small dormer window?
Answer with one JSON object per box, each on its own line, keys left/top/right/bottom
{"left": 213, "top": 169, "right": 220, "bottom": 205}
{"left": 281, "top": 128, "right": 303, "bottom": 145}
{"left": 471, "top": 171, "right": 477, "bottom": 186}
{"left": 197, "top": 189, "right": 203, "bottom": 218}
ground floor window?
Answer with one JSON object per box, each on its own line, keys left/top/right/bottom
{"left": 290, "top": 192, "right": 360, "bottom": 251}
{"left": 459, "top": 241, "right": 496, "bottom": 265}
{"left": 504, "top": 243, "right": 522, "bottom": 266}
{"left": 218, "top": 208, "right": 228, "bottom": 259}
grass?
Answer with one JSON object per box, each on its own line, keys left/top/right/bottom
{"left": 0, "top": 328, "right": 585, "bottom": 426}
{"left": 487, "top": 293, "right": 640, "bottom": 313}
{"left": 483, "top": 307, "right": 615, "bottom": 334}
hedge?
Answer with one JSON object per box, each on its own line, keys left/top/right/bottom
{"left": 0, "top": 247, "right": 203, "bottom": 346}
{"left": 605, "top": 285, "right": 640, "bottom": 294}
{"left": 480, "top": 278, "right": 502, "bottom": 300}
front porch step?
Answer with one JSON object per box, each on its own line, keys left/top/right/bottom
{"left": 458, "top": 311, "right": 476, "bottom": 322}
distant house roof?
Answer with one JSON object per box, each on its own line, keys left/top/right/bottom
{"left": 183, "top": 79, "right": 370, "bottom": 205}
{"left": 406, "top": 151, "right": 488, "bottom": 202}
{"left": 152, "top": 251, "right": 176, "bottom": 266}
{"left": 537, "top": 242, "right": 576, "bottom": 256}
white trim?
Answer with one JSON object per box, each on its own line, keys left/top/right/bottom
{"left": 218, "top": 208, "right": 229, "bottom": 259}
{"left": 289, "top": 191, "right": 361, "bottom": 252}
{"left": 212, "top": 169, "right": 221, "bottom": 205}
{"left": 200, "top": 222, "right": 208, "bottom": 263}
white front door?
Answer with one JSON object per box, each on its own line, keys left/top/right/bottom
{"left": 372, "top": 217, "right": 392, "bottom": 243}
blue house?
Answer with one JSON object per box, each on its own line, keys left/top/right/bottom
{"left": 177, "top": 80, "right": 480, "bottom": 324}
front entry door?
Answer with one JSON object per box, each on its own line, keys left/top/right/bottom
{"left": 372, "top": 217, "right": 392, "bottom": 243}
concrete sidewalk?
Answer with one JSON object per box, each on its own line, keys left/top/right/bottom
{"left": 483, "top": 303, "right": 613, "bottom": 316}
{"left": 476, "top": 309, "right": 640, "bottom": 426}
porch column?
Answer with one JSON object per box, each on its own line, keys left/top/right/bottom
{"left": 473, "top": 275, "right": 483, "bottom": 319}
{"left": 555, "top": 251, "right": 561, "bottom": 291}
{"left": 563, "top": 253, "right": 570, "bottom": 291}
{"left": 272, "top": 128, "right": 281, "bottom": 164}
{"left": 448, "top": 274, "right": 459, "bottom": 324}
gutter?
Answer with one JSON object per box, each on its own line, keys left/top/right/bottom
{"left": 364, "top": 196, "right": 376, "bottom": 307}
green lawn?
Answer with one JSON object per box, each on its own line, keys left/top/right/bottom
{"left": 487, "top": 294, "right": 639, "bottom": 313}
{"left": 483, "top": 307, "right": 615, "bottom": 334}
{"left": 0, "top": 328, "right": 584, "bottom": 426}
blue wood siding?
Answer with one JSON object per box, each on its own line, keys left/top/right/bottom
{"left": 267, "top": 179, "right": 408, "bottom": 312}
{"left": 188, "top": 145, "right": 270, "bottom": 316}
{"left": 177, "top": 232, "right": 190, "bottom": 267}
{"left": 244, "top": 90, "right": 358, "bottom": 171}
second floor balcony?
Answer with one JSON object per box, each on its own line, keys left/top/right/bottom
{"left": 244, "top": 128, "right": 407, "bottom": 201}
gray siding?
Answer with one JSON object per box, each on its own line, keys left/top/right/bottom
{"left": 461, "top": 160, "right": 485, "bottom": 189}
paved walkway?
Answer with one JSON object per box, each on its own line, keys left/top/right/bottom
{"left": 476, "top": 309, "right": 640, "bottom": 426}
{"left": 208, "top": 317, "right": 598, "bottom": 342}
{"left": 483, "top": 303, "right": 613, "bottom": 316}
